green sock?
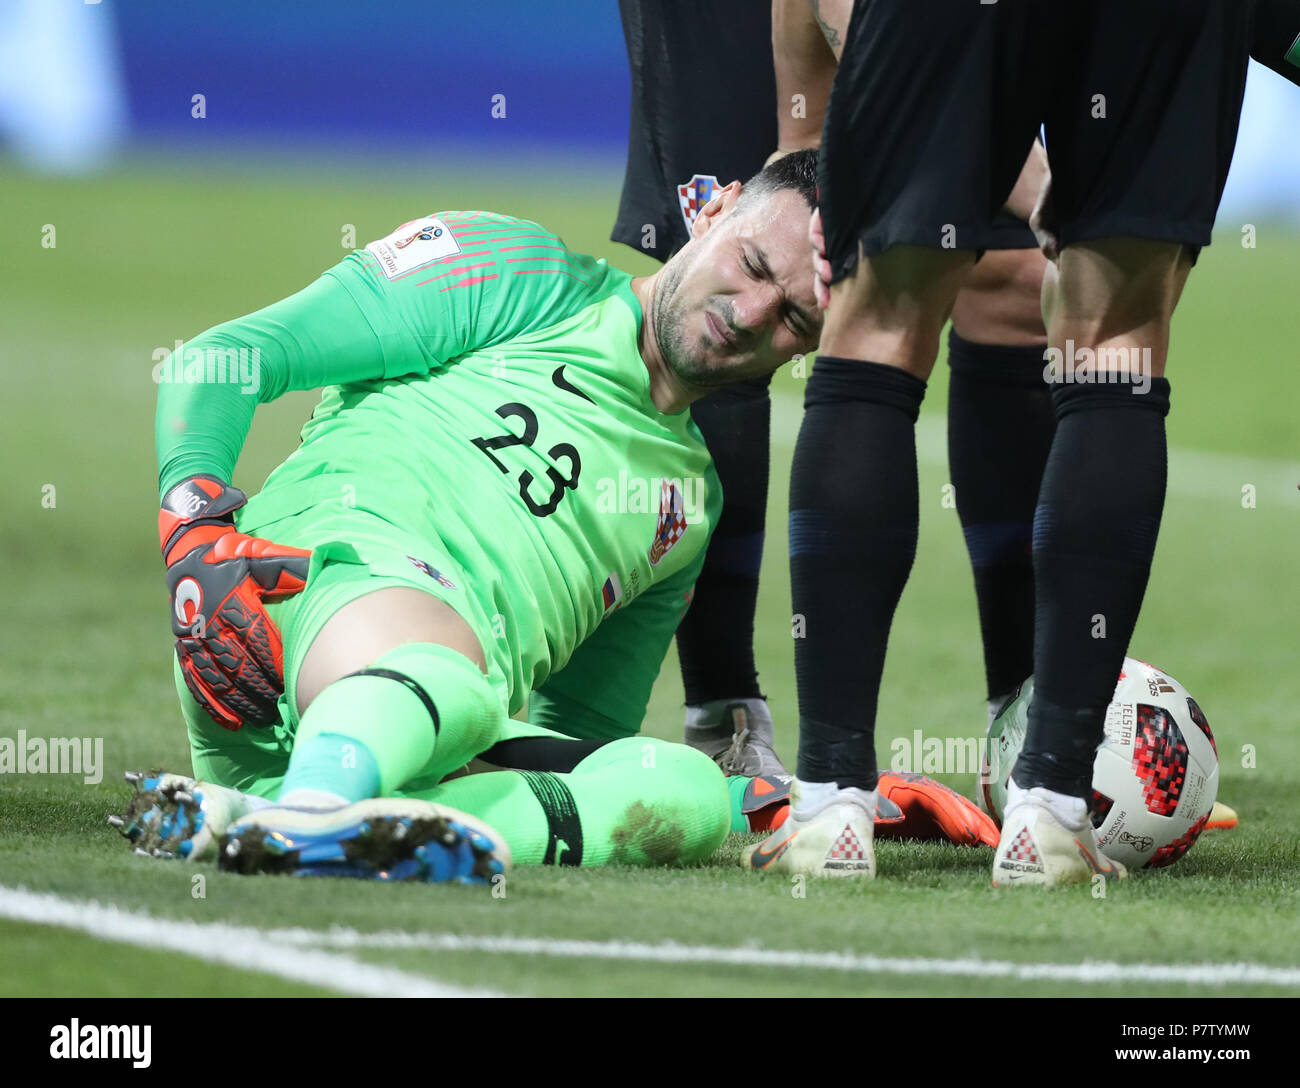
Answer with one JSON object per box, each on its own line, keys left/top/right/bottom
{"left": 726, "top": 774, "right": 752, "bottom": 833}
{"left": 278, "top": 732, "right": 381, "bottom": 807}
{"left": 411, "top": 737, "right": 730, "bottom": 866}
{"left": 285, "top": 642, "right": 505, "bottom": 802}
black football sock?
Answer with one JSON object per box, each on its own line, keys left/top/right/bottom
{"left": 946, "top": 329, "right": 1056, "bottom": 701}
{"left": 676, "top": 375, "right": 771, "bottom": 704}
{"left": 791, "top": 356, "right": 926, "bottom": 791}
{"left": 1015, "top": 377, "right": 1171, "bottom": 798}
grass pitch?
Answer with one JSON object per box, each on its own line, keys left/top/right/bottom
{"left": 2, "top": 150, "right": 1298, "bottom": 998}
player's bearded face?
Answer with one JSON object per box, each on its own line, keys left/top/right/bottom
{"left": 653, "top": 190, "right": 821, "bottom": 388}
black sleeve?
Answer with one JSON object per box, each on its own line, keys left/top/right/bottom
{"left": 1252, "top": 0, "right": 1300, "bottom": 87}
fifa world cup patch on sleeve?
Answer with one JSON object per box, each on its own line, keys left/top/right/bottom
{"left": 366, "top": 216, "right": 462, "bottom": 280}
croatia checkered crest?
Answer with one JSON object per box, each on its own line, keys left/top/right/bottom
{"left": 648, "top": 479, "right": 688, "bottom": 567}
{"left": 678, "top": 174, "right": 721, "bottom": 233}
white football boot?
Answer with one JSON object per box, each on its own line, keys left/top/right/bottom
{"left": 742, "top": 779, "right": 890, "bottom": 878}
{"left": 110, "top": 771, "right": 261, "bottom": 860}
{"left": 992, "top": 779, "right": 1127, "bottom": 887}
{"left": 1206, "top": 800, "right": 1238, "bottom": 830}
{"left": 684, "top": 697, "right": 789, "bottom": 777}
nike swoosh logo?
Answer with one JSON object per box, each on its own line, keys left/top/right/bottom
{"left": 749, "top": 834, "right": 795, "bottom": 870}
{"left": 1074, "top": 838, "right": 1116, "bottom": 876}
{"left": 552, "top": 365, "right": 594, "bottom": 404}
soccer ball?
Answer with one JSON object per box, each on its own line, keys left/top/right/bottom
{"left": 978, "top": 658, "right": 1219, "bottom": 869}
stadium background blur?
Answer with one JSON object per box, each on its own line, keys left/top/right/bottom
{"left": 2, "top": 0, "right": 1298, "bottom": 998}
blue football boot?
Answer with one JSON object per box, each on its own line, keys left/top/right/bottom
{"left": 217, "top": 798, "right": 510, "bottom": 884}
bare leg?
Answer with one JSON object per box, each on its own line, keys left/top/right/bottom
{"left": 1051, "top": 237, "right": 1192, "bottom": 381}
{"left": 818, "top": 243, "right": 973, "bottom": 370}
{"left": 296, "top": 587, "right": 486, "bottom": 717}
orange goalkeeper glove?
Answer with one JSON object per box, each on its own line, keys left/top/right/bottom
{"left": 873, "top": 771, "right": 1000, "bottom": 848}
{"left": 160, "top": 475, "right": 311, "bottom": 731}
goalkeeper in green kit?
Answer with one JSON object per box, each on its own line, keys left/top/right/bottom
{"left": 117, "top": 153, "right": 834, "bottom": 882}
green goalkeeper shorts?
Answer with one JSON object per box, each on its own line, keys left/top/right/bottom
{"left": 176, "top": 497, "right": 560, "bottom": 797}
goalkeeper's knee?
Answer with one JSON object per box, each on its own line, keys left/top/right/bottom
{"left": 295, "top": 642, "right": 505, "bottom": 795}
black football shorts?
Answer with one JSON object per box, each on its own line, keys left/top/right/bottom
{"left": 819, "top": 0, "right": 1253, "bottom": 282}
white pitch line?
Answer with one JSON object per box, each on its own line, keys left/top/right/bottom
{"left": 0, "top": 886, "right": 501, "bottom": 999}
{"left": 264, "top": 926, "right": 1300, "bottom": 990}
{"left": 8, "top": 886, "right": 1295, "bottom": 991}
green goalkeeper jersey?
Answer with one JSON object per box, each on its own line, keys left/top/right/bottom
{"left": 155, "top": 210, "right": 721, "bottom": 739}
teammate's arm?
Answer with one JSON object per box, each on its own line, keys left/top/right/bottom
{"left": 528, "top": 554, "right": 706, "bottom": 742}
{"left": 770, "top": 0, "right": 843, "bottom": 158}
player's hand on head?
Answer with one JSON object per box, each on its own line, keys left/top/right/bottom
{"left": 873, "top": 771, "right": 1000, "bottom": 848}
{"left": 159, "top": 475, "right": 312, "bottom": 731}
{"left": 809, "top": 206, "right": 833, "bottom": 310}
